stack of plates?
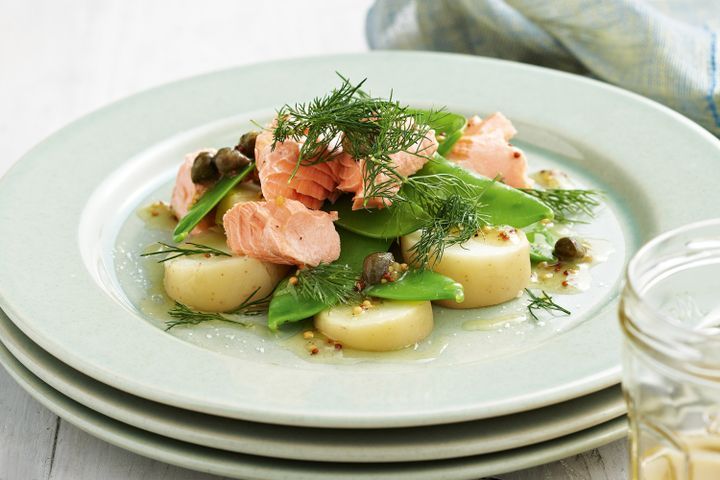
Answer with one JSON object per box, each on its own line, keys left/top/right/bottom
{"left": 1, "top": 53, "right": 718, "bottom": 479}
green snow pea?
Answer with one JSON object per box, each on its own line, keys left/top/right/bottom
{"left": 437, "top": 129, "right": 464, "bottom": 156}
{"left": 329, "top": 194, "right": 425, "bottom": 239}
{"left": 173, "top": 162, "right": 255, "bottom": 242}
{"left": 365, "top": 269, "right": 464, "bottom": 303}
{"left": 410, "top": 109, "right": 466, "bottom": 135}
{"left": 267, "top": 228, "right": 391, "bottom": 330}
{"left": 528, "top": 235, "right": 556, "bottom": 263}
{"left": 417, "top": 154, "right": 553, "bottom": 228}
{"left": 332, "top": 154, "right": 552, "bottom": 239}
{"left": 524, "top": 223, "right": 558, "bottom": 263}
{"left": 410, "top": 109, "right": 466, "bottom": 156}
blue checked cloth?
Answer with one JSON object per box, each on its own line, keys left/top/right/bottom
{"left": 366, "top": 0, "right": 720, "bottom": 136}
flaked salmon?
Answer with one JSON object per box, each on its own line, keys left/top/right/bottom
{"left": 447, "top": 113, "right": 532, "bottom": 188}
{"left": 223, "top": 197, "right": 341, "bottom": 266}
{"left": 256, "top": 122, "right": 437, "bottom": 211}
{"left": 336, "top": 129, "right": 439, "bottom": 209}
{"left": 170, "top": 149, "right": 216, "bottom": 234}
{"left": 255, "top": 130, "right": 340, "bottom": 210}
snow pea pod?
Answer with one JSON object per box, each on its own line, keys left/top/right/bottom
{"left": 437, "top": 129, "right": 464, "bottom": 156}
{"left": 333, "top": 155, "right": 552, "bottom": 239}
{"left": 410, "top": 109, "right": 466, "bottom": 135}
{"left": 524, "top": 223, "right": 558, "bottom": 263}
{"left": 527, "top": 231, "right": 556, "bottom": 263}
{"left": 173, "top": 162, "right": 255, "bottom": 242}
{"left": 365, "top": 269, "right": 464, "bottom": 303}
{"left": 267, "top": 228, "right": 391, "bottom": 330}
{"left": 266, "top": 279, "right": 325, "bottom": 331}
{"left": 529, "top": 244, "right": 555, "bottom": 263}
{"left": 417, "top": 154, "right": 553, "bottom": 228}
{"left": 410, "top": 108, "right": 466, "bottom": 156}
{"left": 330, "top": 195, "right": 424, "bottom": 239}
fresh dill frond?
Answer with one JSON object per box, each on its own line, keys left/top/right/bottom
{"left": 525, "top": 289, "right": 571, "bottom": 322}
{"left": 272, "top": 74, "right": 438, "bottom": 204}
{"left": 292, "top": 263, "right": 360, "bottom": 306}
{"left": 274, "top": 75, "right": 370, "bottom": 164}
{"left": 228, "top": 287, "right": 272, "bottom": 315}
{"left": 165, "top": 289, "right": 269, "bottom": 330}
{"left": 521, "top": 189, "right": 602, "bottom": 223}
{"left": 404, "top": 174, "right": 490, "bottom": 268}
{"left": 408, "top": 195, "right": 486, "bottom": 268}
{"left": 165, "top": 303, "right": 253, "bottom": 331}
{"left": 141, "top": 242, "right": 230, "bottom": 263}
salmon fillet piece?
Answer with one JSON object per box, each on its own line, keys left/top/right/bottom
{"left": 447, "top": 113, "right": 532, "bottom": 189}
{"left": 463, "top": 113, "right": 517, "bottom": 140}
{"left": 255, "top": 130, "right": 339, "bottom": 210}
{"left": 339, "top": 130, "right": 439, "bottom": 210}
{"left": 256, "top": 121, "right": 437, "bottom": 211}
{"left": 334, "top": 153, "right": 363, "bottom": 193}
{"left": 170, "top": 149, "right": 217, "bottom": 234}
{"left": 223, "top": 198, "right": 341, "bottom": 267}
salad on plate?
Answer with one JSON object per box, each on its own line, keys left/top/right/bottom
{"left": 139, "top": 75, "right": 606, "bottom": 355}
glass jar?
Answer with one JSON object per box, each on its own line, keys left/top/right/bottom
{"left": 621, "top": 219, "right": 720, "bottom": 479}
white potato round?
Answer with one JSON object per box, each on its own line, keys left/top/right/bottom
{"left": 164, "top": 253, "right": 287, "bottom": 312}
{"left": 314, "top": 300, "right": 433, "bottom": 352}
{"left": 401, "top": 226, "right": 530, "bottom": 309}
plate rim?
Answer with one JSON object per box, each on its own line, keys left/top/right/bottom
{"left": 0, "top": 306, "right": 625, "bottom": 462}
{"left": 0, "top": 337, "right": 628, "bottom": 479}
{"left": 0, "top": 51, "right": 717, "bottom": 427}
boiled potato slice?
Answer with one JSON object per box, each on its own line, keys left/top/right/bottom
{"left": 215, "top": 183, "right": 262, "bottom": 225}
{"left": 400, "top": 226, "right": 530, "bottom": 309}
{"left": 314, "top": 300, "right": 433, "bottom": 352}
{"left": 164, "top": 252, "right": 287, "bottom": 312}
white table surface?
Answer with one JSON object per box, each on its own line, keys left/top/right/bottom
{"left": 0, "top": 0, "right": 627, "bottom": 478}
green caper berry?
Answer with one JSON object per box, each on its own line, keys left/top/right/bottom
{"left": 214, "top": 148, "right": 250, "bottom": 176}
{"left": 191, "top": 152, "right": 219, "bottom": 183}
{"left": 553, "top": 237, "right": 586, "bottom": 261}
{"left": 362, "top": 252, "right": 395, "bottom": 285}
{"left": 236, "top": 131, "right": 260, "bottom": 159}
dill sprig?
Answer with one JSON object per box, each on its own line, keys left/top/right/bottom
{"left": 141, "top": 242, "right": 230, "bottom": 263}
{"left": 272, "top": 74, "right": 437, "bottom": 204}
{"left": 165, "top": 303, "right": 252, "bottom": 330}
{"left": 273, "top": 75, "right": 371, "bottom": 164}
{"left": 525, "top": 289, "right": 571, "bottom": 322}
{"left": 228, "top": 287, "right": 272, "bottom": 315}
{"left": 165, "top": 288, "right": 270, "bottom": 330}
{"left": 521, "top": 189, "right": 602, "bottom": 223}
{"left": 404, "top": 174, "right": 490, "bottom": 268}
{"left": 291, "top": 263, "right": 360, "bottom": 306}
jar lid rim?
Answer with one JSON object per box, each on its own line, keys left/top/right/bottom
{"left": 626, "top": 218, "right": 720, "bottom": 346}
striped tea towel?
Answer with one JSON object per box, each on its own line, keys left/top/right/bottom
{"left": 367, "top": 0, "right": 720, "bottom": 136}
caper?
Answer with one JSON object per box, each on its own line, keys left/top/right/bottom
{"left": 362, "top": 252, "right": 395, "bottom": 285}
{"left": 191, "top": 152, "right": 219, "bottom": 183}
{"left": 553, "top": 237, "right": 586, "bottom": 261}
{"left": 236, "top": 131, "right": 260, "bottom": 159}
{"left": 214, "top": 147, "right": 251, "bottom": 176}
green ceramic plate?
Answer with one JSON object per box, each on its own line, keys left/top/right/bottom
{"left": 0, "top": 338, "right": 626, "bottom": 479}
{"left": 0, "top": 52, "right": 717, "bottom": 427}
{"left": 0, "top": 306, "right": 624, "bottom": 462}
